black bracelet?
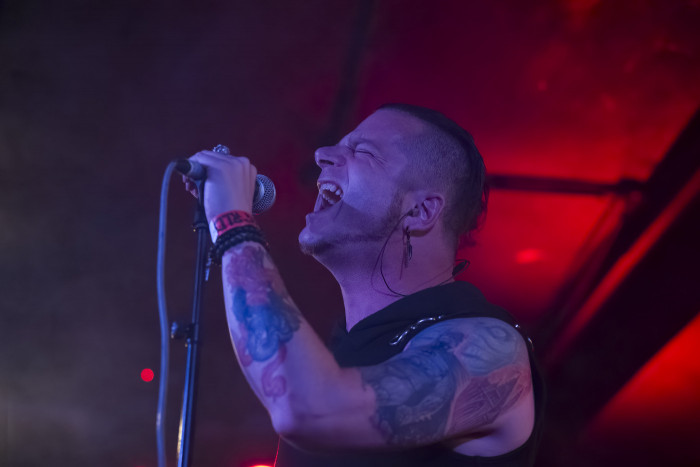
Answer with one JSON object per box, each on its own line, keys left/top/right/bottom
{"left": 214, "top": 231, "right": 267, "bottom": 258}
{"left": 210, "top": 233, "right": 267, "bottom": 266}
{"left": 209, "top": 225, "right": 268, "bottom": 266}
{"left": 214, "top": 225, "right": 265, "bottom": 251}
{"left": 211, "top": 227, "right": 266, "bottom": 257}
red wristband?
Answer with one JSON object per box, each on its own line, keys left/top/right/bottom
{"left": 209, "top": 210, "right": 256, "bottom": 242}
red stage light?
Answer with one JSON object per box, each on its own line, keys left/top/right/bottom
{"left": 587, "top": 311, "right": 700, "bottom": 443}
{"left": 140, "top": 368, "right": 154, "bottom": 382}
{"left": 515, "top": 248, "right": 544, "bottom": 264}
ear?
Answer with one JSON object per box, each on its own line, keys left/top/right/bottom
{"left": 404, "top": 193, "right": 445, "bottom": 234}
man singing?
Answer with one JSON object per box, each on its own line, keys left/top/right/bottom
{"left": 186, "top": 104, "right": 544, "bottom": 466}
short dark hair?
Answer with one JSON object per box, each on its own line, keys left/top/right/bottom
{"left": 379, "top": 103, "right": 489, "bottom": 248}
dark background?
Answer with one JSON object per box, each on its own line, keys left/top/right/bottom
{"left": 1, "top": 1, "right": 699, "bottom": 466}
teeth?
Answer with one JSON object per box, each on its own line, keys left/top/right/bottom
{"left": 321, "top": 191, "right": 338, "bottom": 205}
{"left": 317, "top": 182, "right": 344, "bottom": 206}
{"left": 317, "top": 182, "right": 342, "bottom": 193}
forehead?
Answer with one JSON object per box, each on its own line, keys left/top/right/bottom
{"left": 343, "top": 109, "right": 426, "bottom": 153}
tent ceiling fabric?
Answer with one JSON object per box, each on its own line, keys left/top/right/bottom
{"left": 1, "top": 0, "right": 698, "bottom": 465}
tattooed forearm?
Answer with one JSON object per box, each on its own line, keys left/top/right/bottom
{"left": 231, "top": 287, "right": 300, "bottom": 361}
{"left": 224, "top": 244, "right": 301, "bottom": 398}
{"left": 360, "top": 319, "right": 531, "bottom": 445}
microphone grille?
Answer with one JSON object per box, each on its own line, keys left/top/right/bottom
{"left": 253, "top": 174, "right": 276, "bottom": 214}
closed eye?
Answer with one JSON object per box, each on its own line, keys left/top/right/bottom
{"left": 355, "top": 148, "right": 385, "bottom": 167}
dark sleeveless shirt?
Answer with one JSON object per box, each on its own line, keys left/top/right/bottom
{"left": 275, "top": 282, "right": 545, "bottom": 467}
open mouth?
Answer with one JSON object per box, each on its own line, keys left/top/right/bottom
{"left": 316, "top": 181, "right": 344, "bottom": 211}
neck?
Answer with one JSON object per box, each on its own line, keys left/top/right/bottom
{"left": 317, "top": 237, "right": 456, "bottom": 331}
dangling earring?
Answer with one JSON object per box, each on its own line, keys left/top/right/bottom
{"left": 403, "top": 228, "right": 412, "bottom": 268}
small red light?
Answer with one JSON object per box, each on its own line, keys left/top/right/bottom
{"left": 515, "top": 248, "right": 544, "bottom": 264}
{"left": 141, "top": 368, "right": 154, "bottom": 382}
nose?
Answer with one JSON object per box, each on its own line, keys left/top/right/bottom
{"left": 314, "top": 145, "right": 347, "bottom": 168}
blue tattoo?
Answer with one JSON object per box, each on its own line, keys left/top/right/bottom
{"left": 232, "top": 287, "right": 301, "bottom": 362}
{"left": 360, "top": 329, "right": 464, "bottom": 443}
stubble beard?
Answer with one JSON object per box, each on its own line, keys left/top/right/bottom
{"left": 299, "top": 192, "right": 405, "bottom": 258}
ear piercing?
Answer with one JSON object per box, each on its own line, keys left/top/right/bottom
{"left": 404, "top": 228, "right": 413, "bottom": 266}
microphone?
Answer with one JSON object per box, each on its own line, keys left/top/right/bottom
{"left": 176, "top": 159, "right": 276, "bottom": 214}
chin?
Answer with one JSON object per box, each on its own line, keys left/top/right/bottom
{"left": 298, "top": 227, "right": 329, "bottom": 257}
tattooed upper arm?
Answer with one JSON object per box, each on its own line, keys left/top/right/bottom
{"left": 359, "top": 317, "right": 532, "bottom": 446}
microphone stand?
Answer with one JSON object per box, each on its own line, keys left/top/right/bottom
{"left": 172, "top": 177, "right": 209, "bottom": 467}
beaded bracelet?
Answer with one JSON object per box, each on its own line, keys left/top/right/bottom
{"left": 213, "top": 227, "right": 267, "bottom": 257}
{"left": 210, "top": 225, "right": 265, "bottom": 256}
{"left": 209, "top": 225, "right": 269, "bottom": 266}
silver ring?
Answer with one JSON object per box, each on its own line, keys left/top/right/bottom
{"left": 212, "top": 144, "right": 230, "bottom": 155}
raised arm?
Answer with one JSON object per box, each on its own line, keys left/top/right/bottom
{"left": 221, "top": 240, "right": 533, "bottom": 451}
{"left": 186, "top": 150, "right": 533, "bottom": 452}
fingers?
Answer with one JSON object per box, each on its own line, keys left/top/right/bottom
{"left": 182, "top": 175, "right": 198, "bottom": 198}
{"left": 189, "top": 150, "right": 249, "bottom": 166}
{"left": 187, "top": 150, "right": 257, "bottom": 185}
{"left": 188, "top": 151, "right": 254, "bottom": 176}
{"left": 181, "top": 149, "right": 259, "bottom": 216}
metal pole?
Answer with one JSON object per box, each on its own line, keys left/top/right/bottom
{"left": 174, "top": 178, "right": 209, "bottom": 467}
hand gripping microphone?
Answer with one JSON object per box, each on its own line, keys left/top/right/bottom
{"left": 175, "top": 159, "right": 276, "bottom": 214}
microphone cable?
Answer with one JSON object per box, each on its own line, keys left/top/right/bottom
{"left": 155, "top": 161, "right": 178, "bottom": 467}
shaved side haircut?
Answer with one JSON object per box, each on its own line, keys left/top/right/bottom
{"left": 380, "top": 103, "right": 488, "bottom": 248}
